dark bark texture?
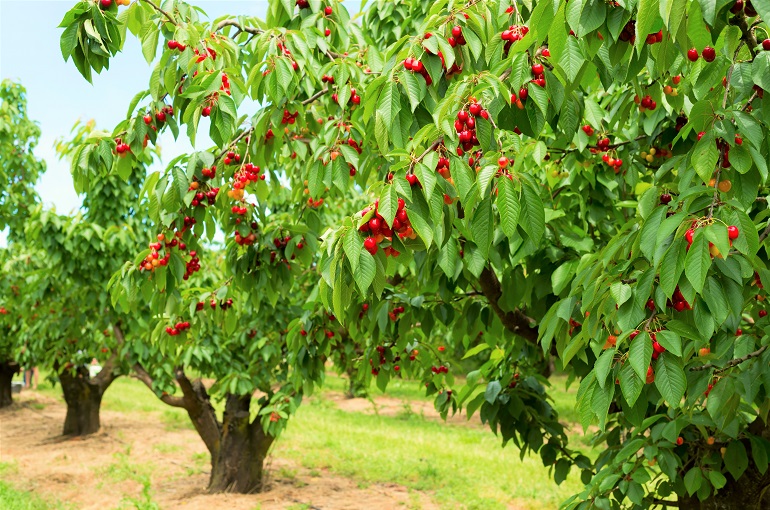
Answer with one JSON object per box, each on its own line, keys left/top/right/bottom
{"left": 58, "top": 324, "right": 123, "bottom": 436}
{"left": 133, "top": 364, "right": 275, "bottom": 493}
{"left": 0, "top": 360, "right": 19, "bottom": 408}
{"left": 60, "top": 366, "right": 105, "bottom": 436}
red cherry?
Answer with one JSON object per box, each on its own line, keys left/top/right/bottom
{"left": 518, "top": 87, "right": 528, "bottom": 101}
{"left": 542, "top": 48, "right": 550, "bottom": 57}
{"left": 763, "top": 39, "right": 770, "bottom": 51}
{"left": 676, "top": 437, "right": 684, "bottom": 446}
{"left": 324, "top": 28, "right": 331, "bottom": 37}
{"left": 685, "top": 228, "right": 694, "bottom": 245}
{"left": 469, "top": 103, "right": 482, "bottom": 116}
{"left": 687, "top": 48, "right": 699, "bottom": 62}
{"left": 363, "top": 237, "right": 378, "bottom": 254}
{"left": 760, "top": 310, "right": 767, "bottom": 318}
{"left": 672, "top": 75, "right": 681, "bottom": 85}
{"left": 702, "top": 46, "right": 716, "bottom": 62}
{"left": 202, "top": 106, "right": 212, "bottom": 117}
{"left": 143, "top": 114, "right": 152, "bottom": 125}
{"left": 451, "top": 26, "right": 462, "bottom": 38}
{"left": 728, "top": 225, "right": 739, "bottom": 240}
{"left": 457, "top": 110, "right": 469, "bottom": 123}
{"left": 498, "top": 156, "right": 509, "bottom": 168}
{"left": 99, "top": 0, "right": 112, "bottom": 8}
{"left": 531, "top": 63, "right": 544, "bottom": 75}
{"left": 325, "top": 6, "right": 333, "bottom": 15}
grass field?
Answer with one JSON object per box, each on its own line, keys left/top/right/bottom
{"left": 5, "top": 370, "right": 592, "bottom": 509}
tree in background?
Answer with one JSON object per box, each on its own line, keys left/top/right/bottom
{"left": 0, "top": 79, "right": 46, "bottom": 407}
{"left": 58, "top": 0, "right": 770, "bottom": 507}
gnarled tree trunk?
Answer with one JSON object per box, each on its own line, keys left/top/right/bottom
{"left": 134, "top": 364, "right": 275, "bottom": 494}
{"left": 208, "top": 394, "right": 274, "bottom": 492}
{"left": 59, "top": 366, "right": 107, "bottom": 435}
{"left": 58, "top": 324, "right": 123, "bottom": 436}
{"left": 0, "top": 360, "right": 19, "bottom": 408}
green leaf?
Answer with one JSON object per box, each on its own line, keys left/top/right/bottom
{"left": 343, "top": 227, "right": 361, "bottom": 274}
{"left": 355, "top": 251, "right": 376, "bottom": 293}
{"left": 685, "top": 230, "right": 711, "bottom": 292}
{"left": 655, "top": 330, "right": 682, "bottom": 356}
{"left": 463, "top": 343, "right": 490, "bottom": 359}
{"left": 630, "top": 332, "right": 653, "bottom": 381}
{"left": 655, "top": 352, "right": 686, "bottom": 407}
{"left": 472, "top": 198, "right": 493, "bottom": 258}
{"left": 496, "top": 176, "right": 520, "bottom": 238}
{"left": 437, "top": 235, "right": 458, "bottom": 277}
{"left": 619, "top": 361, "right": 644, "bottom": 406}
{"left": 640, "top": 206, "right": 666, "bottom": 262}
{"left": 595, "top": 348, "right": 616, "bottom": 388}
{"left": 691, "top": 135, "right": 719, "bottom": 184}
{"left": 519, "top": 182, "right": 545, "bottom": 243}
{"left": 559, "top": 36, "right": 584, "bottom": 81}
{"left": 684, "top": 467, "right": 703, "bottom": 496}
{"left": 484, "top": 380, "right": 502, "bottom": 404}
{"left": 635, "top": 0, "right": 661, "bottom": 54}
{"left": 724, "top": 441, "right": 749, "bottom": 480}
{"left": 378, "top": 185, "right": 398, "bottom": 228}
{"left": 377, "top": 82, "right": 400, "bottom": 131}
{"left": 141, "top": 25, "right": 159, "bottom": 64}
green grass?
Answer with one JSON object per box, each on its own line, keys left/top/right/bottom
{"left": 274, "top": 393, "right": 584, "bottom": 510}
{"left": 0, "top": 463, "right": 72, "bottom": 510}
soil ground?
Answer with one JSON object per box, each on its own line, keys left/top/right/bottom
{"left": 0, "top": 390, "right": 440, "bottom": 510}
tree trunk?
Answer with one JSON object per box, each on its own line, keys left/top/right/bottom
{"left": 0, "top": 360, "right": 19, "bottom": 408}
{"left": 59, "top": 366, "right": 105, "bottom": 436}
{"left": 133, "top": 365, "right": 275, "bottom": 494}
{"left": 207, "top": 394, "right": 274, "bottom": 493}
{"left": 345, "top": 370, "right": 367, "bottom": 399}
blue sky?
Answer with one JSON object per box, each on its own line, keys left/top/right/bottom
{"left": 0, "top": 0, "right": 269, "bottom": 219}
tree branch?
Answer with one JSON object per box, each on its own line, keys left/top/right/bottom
{"left": 214, "top": 19, "right": 262, "bottom": 36}
{"left": 478, "top": 266, "right": 539, "bottom": 345}
{"left": 140, "top": 0, "right": 177, "bottom": 26}
{"left": 132, "top": 363, "right": 188, "bottom": 408}
{"left": 690, "top": 345, "right": 767, "bottom": 373}
{"left": 302, "top": 87, "right": 329, "bottom": 105}
{"left": 92, "top": 322, "right": 125, "bottom": 391}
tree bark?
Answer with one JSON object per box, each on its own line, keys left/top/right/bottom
{"left": 207, "top": 394, "right": 274, "bottom": 493}
{"left": 133, "top": 364, "right": 275, "bottom": 493}
{"left": 58, "top": 324, "right": 123, "bottom": 436}
{"left": 59, "top": 366, "right": 105, "bottom": 435}
{"left": 0, "top": 360, "right": 19, "bottom": 408}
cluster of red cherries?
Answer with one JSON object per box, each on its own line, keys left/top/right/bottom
{"left": 360, "top": 198, "right": 414, "bottom": 257}
{"left": 281, "top": 109, "right": 299, "bottom": 125}
{"left": 165, "top": 321, "right": 191, "bottom": 336}
{"left": 191, "top": 187, "right": 219, "bottom": 207}
{"left": 166, "top": 40, "right": 187, "bottom": 52}
{"left": 114, "top": 137, "right": 131, "bottom": 156}
{"left": 454, "top": 99, "right": 488, "bottom": 154}
{"left": 232, "top": 162, "right": 264, "bottom": 190}
{"left": 388, "top": 305, "right": 405, "bottom": 322}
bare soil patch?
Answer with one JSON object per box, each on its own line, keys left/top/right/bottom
{"left": 0, "top": 391, "right": 439, "bottom": 510}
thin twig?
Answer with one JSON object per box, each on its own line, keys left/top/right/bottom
{"left": 214, "top": 19, "right": 262, "bottom": 36}
{"left": 141, "top": 0, "right": 177, "bottom": 25}
{"left": 215, "top": 127, "right": 254, "bottom": 160}
{"left": 690, "top": 345, "right": 768, "bottom": 373}
{"left": 302, "top": 87, "right": 329, "bottom": 105}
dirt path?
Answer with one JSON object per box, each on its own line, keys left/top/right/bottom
{"left": 0, "top": 391, "right": 439, "bottom": 510}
